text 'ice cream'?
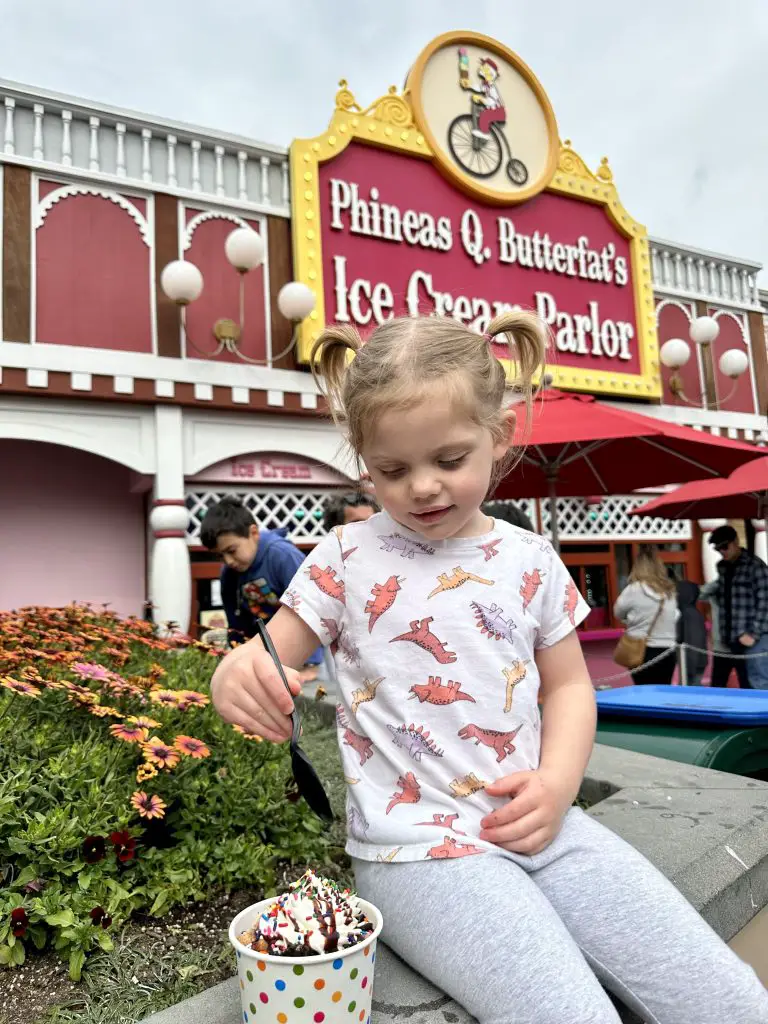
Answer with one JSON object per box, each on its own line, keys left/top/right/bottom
{"left": 236, "top": 870, "right": 374, "bottom": 957}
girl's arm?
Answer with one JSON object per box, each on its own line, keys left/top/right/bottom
{"left": 535, "top": 630, "right": 596, "bottom": 805}
{"left": 211, "top": 606, "right": 320, "bottom": 743}
{"left": 481, "top": 631, "right": 595, "bottom": 854}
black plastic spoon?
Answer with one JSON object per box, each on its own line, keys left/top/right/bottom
{"left": 254, "top": 619, "right": 334, "bottom": 822}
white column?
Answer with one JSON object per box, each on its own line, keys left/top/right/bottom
{"left": 699, "top": 519, "right": 726, "bottom": 582}
{"left": 149, "top": 406, "right": 191, "bottom": 635}
{"left": 753, "top": 520, "right": 768, "bottom": 565}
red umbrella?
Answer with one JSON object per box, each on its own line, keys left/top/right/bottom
{"left": 494, "top": 390, "right": 765, "bottom": 549}
{"left": 631, "top": 456, "right": 768, "bottom": 522}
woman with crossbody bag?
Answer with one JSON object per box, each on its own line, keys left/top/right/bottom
{"left": 613, "top": 545, "right": 678, "bottom": 684}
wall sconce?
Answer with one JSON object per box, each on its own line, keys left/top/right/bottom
{"left": 159, "top": 227, "right": 315, "bottom": 364}
{"left": 659, "top": 315, "right": 748, "bottom": 407}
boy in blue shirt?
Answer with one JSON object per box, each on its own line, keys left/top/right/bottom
{"left": 200, "top": 497, "right": 323, "bottom": 677}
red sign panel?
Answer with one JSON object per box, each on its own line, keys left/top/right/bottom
{"left": 319, "top": 143, "right": 640, "bottom": 374}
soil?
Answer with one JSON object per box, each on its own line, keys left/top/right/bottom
{"left": 0, "top": 863, "right": 325, "bottom": 1024}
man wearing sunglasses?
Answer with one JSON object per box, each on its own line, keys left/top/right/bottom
{"left": 708, "top": 525, "right": 768, "bottom": 689}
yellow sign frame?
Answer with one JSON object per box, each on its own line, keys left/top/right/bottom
{"left": 290, "top": 72, "right": 660, "bottom": 400}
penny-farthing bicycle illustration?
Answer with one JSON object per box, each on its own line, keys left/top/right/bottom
{"left": 449, "top": 49, "right": 529, "bottom": 185}
{"left": 448, "top": 111, "right": 528, "bottom": 183}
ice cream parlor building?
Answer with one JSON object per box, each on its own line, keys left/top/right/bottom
{"left": 0, "top": 30, "right": 765, "bottom": 635}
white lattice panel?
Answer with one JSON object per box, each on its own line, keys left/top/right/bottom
{"left": 186, "top": 487, "right": 338, "bottom": 545}
{"left": 540, "top": 495, "right": 691, "bottom": 541}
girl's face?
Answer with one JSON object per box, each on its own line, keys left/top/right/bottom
{"left": 362, "top": 394, "right": 513, "bottom": 540}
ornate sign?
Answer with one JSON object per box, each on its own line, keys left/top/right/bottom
{"left": 290, "top": 32, "right": 660, "bottom": 400}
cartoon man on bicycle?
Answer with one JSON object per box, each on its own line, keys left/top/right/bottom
{"left": 451, "top": 48, "right": 528, "bottom": 185}
{"left": 459, "top": 51, "right": 505, "bottom": 140}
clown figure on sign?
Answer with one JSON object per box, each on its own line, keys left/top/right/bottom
{"left": 451, "top": 48, "right": 528, "bottom": 185}
{"left": 458, "top": 49, "right": 505, "bottom": 140}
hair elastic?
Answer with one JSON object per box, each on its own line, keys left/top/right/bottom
{"left": 482, "top": 332, "right": 493, "bottom": 343}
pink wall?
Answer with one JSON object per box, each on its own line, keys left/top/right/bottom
{"left": 0, "top": 441, "right": 146, "bottom": 618}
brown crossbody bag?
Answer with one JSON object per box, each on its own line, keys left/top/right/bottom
{"left": 613, "top": 597, "right": 666, "bottom": 671}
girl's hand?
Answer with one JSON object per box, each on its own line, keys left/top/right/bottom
{"left": 479, "top": 769, "right": 573, "bottom": 855}
{"left": 211, "top": 640, "right": 302, "bottom": 744}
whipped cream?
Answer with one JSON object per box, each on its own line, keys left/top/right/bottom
{"left": 237, "top": 870, "right": 374, "bottom": 957}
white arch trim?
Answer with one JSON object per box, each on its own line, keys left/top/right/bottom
{"left": 710, "top": 307, "right": 748, "bottom": 345}
{"left": 655, "top": 297, "right": 694, "bottom": 323}
{"left": 183, "top": 210, "right": 253, "bottom": 251}
{"left": 0, "top": 420, "right": 153, "bottom": 474}
{"left": 35, "top": 185, "right": 151, "bottom": 246}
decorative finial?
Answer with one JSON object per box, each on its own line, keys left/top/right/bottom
{"left": 596, "top": 156, "right": 613, "bottom": 182}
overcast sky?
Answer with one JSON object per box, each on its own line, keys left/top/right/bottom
{"left": 2, "top": 0, "right": 766, "bottom": 279}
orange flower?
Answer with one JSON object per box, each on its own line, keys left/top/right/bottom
{"left": 88, "top": 704, "right": 124, "bottom": 719}
{"left": 148, "top": 663, "right": 167, "bottom": 679}
{"left": 232, "top": 724, "right": 263, "bottom": 742}
{"left": 127, "top": 715, "right": 162, "bottom": 729}
{"left": 0, "top": 677, "right": 41, "bottom": 698}
{"left": 178, "top": 690, "right": 209, "bottom": 709}
{"left": 136, "top": 762, "right": 158, "bottom": 783}
{"left": 149, "top": 689, "right": 182, "bottom": 708}
{"left": 142, "top": 736, "right": 181, "bottom": 770}
{"left": 130, "top": 791, "right": 166, "bottom": 819}
{"left": 174, "top": 735, "right": 211, "bottom": 759}
{"left": 110, "top": 723, "right": 149, "bottom": 744}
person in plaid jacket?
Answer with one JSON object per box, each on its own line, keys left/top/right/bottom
{"left": 708, "top": 525, "right": 768, "bottom": 688}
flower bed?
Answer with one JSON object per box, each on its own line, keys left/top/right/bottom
{"left": 0, "top": 605, "right": 330, "bottom": 983}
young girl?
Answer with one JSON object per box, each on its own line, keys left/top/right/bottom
{"left": 212, "top": 313, "right": 768, "bottom": 1024}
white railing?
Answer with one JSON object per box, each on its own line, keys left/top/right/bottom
{"left": 0, "top": 79, "right": 289, "bottom": 215}
{"left": 650, "top": 236, "right": 762, "bottom": 311}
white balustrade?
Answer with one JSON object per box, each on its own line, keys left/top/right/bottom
{"left": 0, "top": 79, "right": 288, "bottom": 213}
{"left": 651, "top": 238, "right": 763, "bottom": 311}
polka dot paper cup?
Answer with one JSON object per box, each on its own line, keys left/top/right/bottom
{"left": 229, "top": 897, "right": 383, "bottom": 1024}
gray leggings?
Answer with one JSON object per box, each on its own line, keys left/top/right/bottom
{"left": 354, "top": 808, "right": 768, "bottom": 1024}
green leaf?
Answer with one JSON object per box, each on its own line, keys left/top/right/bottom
{"left": 45, "top": 910, "right": 75, "bottom": 928}
{"left": 69, "top": 948, "right": 85, "bottom": 981}
{"left": 150, "top": 890, "right": 172, "bottom": 917}
{"left": 96, "top": 930, "right": 114, "bottom": 952}
{"left": 11, "top": 940, "right": 25, "bottom": 965}
{"left": 15, "top": 865, "right": 38, "bottom": 887}
{"left": 177, "top": 963, "right": 205, "bottom": 980}
{"left": 0, "top": 944, "right": 11, "bottom": 965}
{"left": 28, "top": 925, "right": 47, "bottom": 950}
{"left": 77, "top": 871, "right": 92, "bottom": 891}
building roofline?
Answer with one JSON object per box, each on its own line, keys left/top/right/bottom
{"left": 649, "top": 234, "right": 762, "bottom": 274}
{"left": 0, "top": 77, "right": 287, "bottom": 157}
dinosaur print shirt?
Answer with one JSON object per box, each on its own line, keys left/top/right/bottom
{"left": 281, "top": 511, "right": 590, "bottom": 864}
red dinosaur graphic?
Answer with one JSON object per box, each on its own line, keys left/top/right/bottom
{"left": 365, "top": 575, "right": 403, "bottom": 632}
{"left": 457, "top": 722, "right": 523, "bottom": 763}
{"left": 426, "top": 836, "right": 485, "bottom": 859}
{"left": 415, "top": 812, "right": 466, "bottom": 835}
{"left": 409, "top": 676, "right": 476, "bottom": 705}
{"left": 385, "top": 771, "right": 421, "bottom": 815}
{"left": 306, "top": 565, "right": 346, "bottom": 604}
{"left": 390, "top": 617, "right": 457, "bottom": 664}
{"left": 336, "top": 705, "right": 374, "bottom": 766}
{"left": 520, "top": 568, "right": 546, "bottom": 612}
{"left": 478, "top": 538, "right": 502, "bottom": 561}
{"left": 320, "top": 617, "right": 340, "bottom": 643}
{"left": 564, "top": 578, "right": 580, "bottom": 625}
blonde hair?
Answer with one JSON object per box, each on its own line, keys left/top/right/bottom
{"left": 628, "top": 545, "right": 676, "bottom": 598}
{"left": 310, "top": 312, "right": 548, "bottom": 488}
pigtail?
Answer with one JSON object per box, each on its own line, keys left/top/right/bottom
{"left": 485, "top": 310, "right": 548, "bottom": 423}
{"left": 310, "top": 325, "right": 362, "bottom": 430}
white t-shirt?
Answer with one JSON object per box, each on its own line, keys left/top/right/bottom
{"left": 282, "top": 511, "right": 590, "bottom": 863}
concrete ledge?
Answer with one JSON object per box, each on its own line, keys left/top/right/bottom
{"left": 141, "top": 743, "right": 768, "bottom": 1024}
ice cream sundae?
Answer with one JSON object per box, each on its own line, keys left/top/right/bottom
{"left": 236, "top": 870, "right": 374, "bottom": 957}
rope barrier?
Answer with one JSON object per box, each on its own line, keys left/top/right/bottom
{"left": 591, "top": 640, "right": 768, "bottom": 686}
